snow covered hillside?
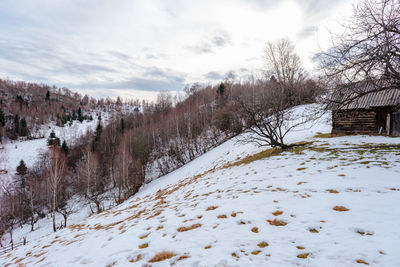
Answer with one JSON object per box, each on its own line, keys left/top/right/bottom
{"left": 0, "top": 113, "right": 109, "bottom": 186}
{"left": 1, "top": 108, "right": 400, "bottom": 266}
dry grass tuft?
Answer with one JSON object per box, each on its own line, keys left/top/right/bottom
{"left": 313, "top": 132, "right": 331, "bottom": 138}
{"left": 296, "top": 167, "right": 307, "bottom": 171}
{"left": 177, "top": 223, "right": 202, "bottom": 232}
{"left": 296, "top": 246, "right": 305, "bottom": 250}
{"left": 251, "top": 227, "right": 259, "bottom": 233}
{"left": 206, "top": 206, "right": 218, "bottom": 211}
{"left": 177, "top": 255, "right": 189, "bottom": 261}
{"left": 148, "top": 251, "right": 176, "bottom": 263}
{"left": 251, "top": 250, "right": 261, "bottom": 255}
{"left": 139, "top": 234, "right": 149, "bottom": 239}
{"left": 272, "top": 210, "right": 283, "bottom": 216}
{"left": 231, "top": 252, "right": 239, "bottom": 258}
{"left": 333, "top": 206, "right": 349, "bottom": 212}
{"left": 257, "top": 241, "right": 269, "bottom": 248}
{"left": 217, "top": 214, "right": 227, "bottom": 219}
{"left": 204, "top": 245, "right": 212, "bottom": 249}
{"left": 297, "top": 253, "right": 310, "bottom": 259}
{"left": 309, "top": 228, "right": 319, "bottom": 233}
{"left": 129, "top": 254, "right": 142, "bottom": 263}
{"left": 138, "top": 243, "right": 148, "bottom": 249}
{"left": 267, "top": 219, "right": 287, "bottom": 226}
{"left": 327, "top": 189, "right": 339, "bottom": 194}
{"left": 356, "top": 259, "right": 369, "bottom": 265}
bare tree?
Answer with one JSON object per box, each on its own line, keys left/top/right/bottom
{"left": 264, "top": 38, "right": 307, "bottom": 105}
{"left": 45, "top": 147, "right": 66, "bottom": 232}
{"left": 317, "top": 0, "right": 400, "bottom": 104}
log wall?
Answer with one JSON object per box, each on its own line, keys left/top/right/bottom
{"left": 332, "top": 109, "right": 377, "bottom": 134}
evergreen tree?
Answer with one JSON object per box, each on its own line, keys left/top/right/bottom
{"left": 16, "top": 160, "right": 27, "bottom": 176}
{"left": 217, "top": 82, "right": 225, "bottom": 96}
{"left": 47, "top": 130, "right": 60, "bottom": 146}
{"left": 0, "top": 108, "right": 5, "bottom": 127}
{"left": 14, "top": 114, "right": 20, "bottom": 135}
{"left": 20, "top": 117, "right": 28, "bottom": 136}
{"left": 78, "top": 107, "right": 84, "bottom": 123}
{"left": 61, "top": 140, "right": 69, "bottom": 154}
{"left": 120, "top": 118, "right": 125, "bottom": 133}
{"left": 45, "top": 90, "right": 50, "bottom": 101}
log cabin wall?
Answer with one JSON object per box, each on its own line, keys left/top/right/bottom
{"left": 332, "top": 109, "right": 377, "bottom": 134}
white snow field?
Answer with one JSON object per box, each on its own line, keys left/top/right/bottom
{"left": 1, "top": 106, "right": 400, "bottom": 267}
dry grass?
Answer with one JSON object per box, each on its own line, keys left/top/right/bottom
{"left": 217, "top": 214, "right": 227, "bottom": 219}
{"left": 138, "top": 243, "right": 148, "bottom": 249}
{"left": 313, "top": 132, "right": 331, "bottom": 138}
{"left": 204, "top": 245, "right": 212, "bottom": 249}
{"left": 309, "top": 228, "right": 319, "bottom": 233}
{"left": 296, "top": 167, "right": 307, "bottom": 171}
{"left": 356, "top": 259, "right": 369, "bottom": 265}
{"left": 297, "top": 253, "right": 310, "bottom": 259}
{"left": 177, "top": 223, "right": 202, "bottom": 232}
{"left": 177, "top": 255, "right": 189, "bottom": 261}
{"left": 148, "top": 251, "right": 176, "bottom": 263}
{"left": 267, "top": 219, "right": 287, "bottom": 226}
{"left": 223, "top": 147, "right": 283, "bottom": 168}
{"left": 327, "top": 189, "right": 339, "bottom": 194}
{"left": 257, "top": 241, "right": 269, "bottom": 248}
{"left": 206, "top": 206, "right": 218, "bottom": 211}
{"left": 333, "top": 206, "right": 349, "bottom": 212}
{"left": 129, "top": 254, "right": 142, "bottom": 263}
{"left": 272, "top": 210, "right": 283, "bottom": 216}
{"left": 231, "top": 252, "right": 239, "bottom": 258}
{"left": 251, "top": 227, "right": 259, "bottom": 233}
{"left": 139, "top": 234, "right": 149, "bottom": 239}
{"left": 251, "top": 250, "right": 261, "bottom": 255}
{"left": 296, "top": 246, "right": 305, "bottom": 250}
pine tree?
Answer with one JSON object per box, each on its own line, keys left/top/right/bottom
{"left": 45, "top": 90, "right": 50, "bottom": 101}
{"left": 78, "top": 107, "right": 84, "bottom": 123}
{"left": 47, "top": 130, "right": 60, "bottom": 146}
{"left": 16, "top": 160, "right": 27, "bottom": 176}
{"left": 0, "top": 108, "right": 5, "bottom": 127}
{"left": 14, "top": 114, "right": 20, "bottom": 135}
{"left": 20, "top": 117, "right": 28, "bottom": 136}
{"left": 120, "top": 118, "right": 125, "bottom": 133}
{"left": 61, "top": 140, "right": 69, "bottom": 154}
{"left": 217, "top": 82, "right": 225, "bottom": 96}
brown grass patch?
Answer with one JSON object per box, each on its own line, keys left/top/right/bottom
{"left": 129, "top": 254, "right": 142, "bottom": 263}
{"left": 231, "top": 252, "right": 239, "bottom": 258}
{"left": 204, "top": 245, "right": 212, "bottom": 249}
{"left": 257, "top": 241, "right": 269, "bottom": 248}
{"left": 296, "top": 167, "right": 307, "bottom": 171}
{"left": 217, "top": 214, "right": 227, "bottom": 219}
{"left": 138, "top": 243, "right": 148, "bottom": 249}
{"left": 327, "top": 189, "right": 339, "bottom": 194}
{"left": 251, "top": 227, "right": 259, "bottom": 233}
{"left": 139, "top": 234, "right": 149, "bottom": 239}
{"left": 177, "top": 255, "right": 189, "bottom": 261}
{"left": 206, "top": 206, "right": 218, "bottom": 211}
{"left": 297, "top": 253, "right": 310, "bottom": 259}
{"left": 313, "top": 132, "right": 331, "bottom": 138}
{"left": 356, "top": 259, "right": 369, "bottom": 265}
{"left": 177, "top": 223, "right": 202, "bottom": 232}
{"left": 333, "top": 206, "right": 349, "bottom": 212}
{"left": 309, "top": 228, "right": 319, "bottom": 233}
{"left": 296, "top": 246, "right": 305, "bottom": 250}
{"left": 251, "top": 250, "right": 261, "bottom": 255}
{"left": 223, "top": 147, "right": 283, "bottom": 168}
{"left": 267, "top": 219, "right": 287, "bottom": 226}
{"left": 148, "top": 251, "right": 176, "bottom": 263}
{"left": 272, "top": 210, "right": 283, "bottom": 216}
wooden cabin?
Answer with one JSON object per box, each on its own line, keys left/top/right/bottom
{"left": 331, "top": 81, "right": 400, "bottom": 136}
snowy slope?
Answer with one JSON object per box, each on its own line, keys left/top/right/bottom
{"left": 1, "top": 106, "right": 400, "bottom": 267}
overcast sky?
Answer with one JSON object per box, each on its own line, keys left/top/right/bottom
{"left": 0, "top": 0, "right": 353, "bottom": 100}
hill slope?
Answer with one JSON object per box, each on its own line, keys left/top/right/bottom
{"left": 1, "top": 107, "right": 400, "bottom": 267}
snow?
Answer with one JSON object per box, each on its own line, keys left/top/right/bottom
{"left": 1, "top": 105, "right": 400, "bottom": 266}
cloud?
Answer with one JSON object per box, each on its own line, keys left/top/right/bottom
{"left": 297, "top": 26, "right": 318, "bottom": 39}
{"left": 187, "top": 32, "right": 231, "bottom": 54}
{"left": 205, "top": 71, "right": 225, "bottom": 80}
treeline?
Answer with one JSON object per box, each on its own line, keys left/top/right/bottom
{"left": 0, "top": 76, "right": 322, "bottom": 245}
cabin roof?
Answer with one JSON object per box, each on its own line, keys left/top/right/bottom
{"left": 331, "top": 80, "right": 400, "bottom": 110}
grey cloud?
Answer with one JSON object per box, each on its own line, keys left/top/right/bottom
{"left": 188, "top": 32, "right": 231, "bottom": 54}
{"left": 297, "top": 26, "right": 318, "bottom": 39}
{"left": 205, "top": 71, "right": 225, "bottom": 80}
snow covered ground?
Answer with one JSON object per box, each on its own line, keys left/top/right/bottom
{"left": 1, "top": 106, "right": 400, "bottom": 266}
